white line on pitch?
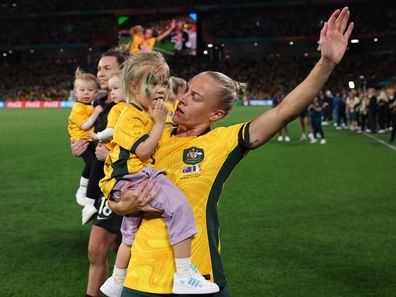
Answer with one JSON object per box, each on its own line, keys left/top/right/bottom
{"left": 363, "top": 132, "right": 396, "bottom": 152}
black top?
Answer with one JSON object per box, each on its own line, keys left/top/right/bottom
{"left": 93, "top": 96, "right": 116, "bottom": 133}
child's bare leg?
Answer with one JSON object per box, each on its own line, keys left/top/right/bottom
{"left": 115, "top": 242, "right": 131, "bottom": 269}
{"left": 173, "top": 238, "right": 192, "bottom": 278}
{"left": 100, "top": 243, "right": 130, "bottom": 296}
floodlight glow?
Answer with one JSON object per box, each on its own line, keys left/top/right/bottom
{"left": 348, "top": 81, "right": 355, "bottom": 89}
{"left": 351, "top": 39, "right": 359, "bottom": 44}
{"left": 207, "top": 44, "right": 213, "bottom": 48}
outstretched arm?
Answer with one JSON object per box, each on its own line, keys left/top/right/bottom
{"left": 156, "top": 20, "right": 176, "bottom": 42}
{"left": 248, "top": 7, "right": 354, "bottom": 149}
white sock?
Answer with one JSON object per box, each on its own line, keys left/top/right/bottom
{"left": 175, "top": 257, "right": 192, "bottom": 278}
{"left": 80, "top": 176, "right": 89, "bottom": 187}
{"left": 112, "top": 266, "right": 127, "bottom": 285}
{"left": 84, "top": 197, "right": 95, "bottom": 207}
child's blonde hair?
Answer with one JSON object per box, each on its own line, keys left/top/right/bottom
{"left": 74, "top": 67, "right": 98, "bottom": 89}
{"left": 130, "top": 25, "right": 144, "bottom": 36}
{"left": 168, "top": 76, "right": 187, "bottom": 100}
{"left": 108, "top": 72, "right": 123, "bottom": 85}
{"left": 122, "top": 51, "right": 169, "bottom": 103}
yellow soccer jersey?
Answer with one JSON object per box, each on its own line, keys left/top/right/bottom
{"left": 68, "top": 101, "right": 94, "bottom": 141}
{"left": 107, "top": 101, "right": 128, "bottom": 128}
{"left": 165, "top": 100, "right": 178, "bottom": 126}
{"left": 99, "top": 102, "right": 154, "bottom": 198}
{"left": 124, "top": 122, "right": 252, "bottom": 293}
{"left": 140, "top": 37, "right": 156, "bottom": 53}
{"left": 130, "top": 35, "right": 144, "bottom": 55}
{"left": 102, "top": 101, "right": 129, "bottom": 149}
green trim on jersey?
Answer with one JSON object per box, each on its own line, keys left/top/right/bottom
{"left": 206, "top": 123, "right": 251, "bottom": 286}
{"left": 131, "top": 134, "right": 149, "bottom": 154}
{"left": 130, "top": 102, "right": 143, "bottom": 111}
{"left": 111, "top": 147, "right": 130, "bottom": 180}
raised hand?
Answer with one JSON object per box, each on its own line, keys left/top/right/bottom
{"left": 150, "top": 99, "right": 168, "bottom": 124}
{"left": 319, "top": 7, "right": 354, "bottom": 65}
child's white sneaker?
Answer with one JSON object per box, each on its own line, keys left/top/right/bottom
{"left": 100, "top": 276, "right": 123, "bottom": 297}
{"left": 277, "top": 135, "right": 283, "bottom": 142}
{"left": 173, "top": 265, "right": 220, "bottom": 294}
{"left": 75, "top": 177, "right": 88, "bottom": 206}
{"left": 82, "top": 201, "right": 97, "bottom": 225}
{"left": 310, "top": 138, "right": 318, "bottom": 144}
{"left": 320, "top": 138, "right": 327, "bottom": 144}
{"left": 284, "top": 136, "right": 291, "bottom": 142}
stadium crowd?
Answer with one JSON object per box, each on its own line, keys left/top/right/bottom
{"left": 2, "top": 53, "right": 395, "bottom": 101}
{"left": 0, "top": 17, "right": 114, "bottom": 45}
{"left": 202, "top": 4, "right": 396, "bottom": 38}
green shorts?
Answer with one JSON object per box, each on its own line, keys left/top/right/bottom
{"left": 121, "top": 285, "right": 229, "bottom": 297}
{"left": 92, "top": 196, "right": 123, "bottom": 234}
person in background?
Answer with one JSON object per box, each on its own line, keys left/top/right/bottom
{"left": 309, "top": 96, "right": 327, "bottom": 144}
{"left": 165, "top": 76, "right": 187, "bottom": 128}
{"left": 367, "top": 88, "right": 378, "bottom": 133}
{"left": 273, "top": 90, "right": 291, "bottom": 142}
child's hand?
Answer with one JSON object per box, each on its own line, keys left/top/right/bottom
{"left": 94, "top": 105, "right": 104, "bottom": 113}
{"left": 150, "top": 99, "right": 168, "bottom": 124}
{"left": 87, "top": 132, "right": 99, "bottom": 141}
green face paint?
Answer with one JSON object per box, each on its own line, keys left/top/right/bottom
{"left": 145, "top": 73, "right": 156, "bottom": 85}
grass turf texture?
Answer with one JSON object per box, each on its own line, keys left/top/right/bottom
{"left": 1, "top": 107, "right": 395, "bottom": 297}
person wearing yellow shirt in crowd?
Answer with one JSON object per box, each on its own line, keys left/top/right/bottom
{"left": 97, "top": 7, "right": 354, "bottom": 297}
{"left": 129, "top": 26, "right": 144, "bottom": 56}
{"left": 129, "top": 20, "right": 176, "bottom": 55}
{"left": 165, "top": 76, "right": 187, "bottom": 127}
{"left": 68, "top": 68, "right": 102, "bottom": 210}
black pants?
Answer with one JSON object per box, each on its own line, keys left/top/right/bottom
{"left": 390, "top": 113, "right": 396, "bottom": 142}
{"left": 86, "top": 158, "right": 105, "bottom": 200}
{"left": 360, "top": 113, "right": 367, "bottom": 132}
{"left": 338, "top": 111, "right": 347, "bottom": 127}
{"left": 378, "top": 106, "right": 387, "bottom": 130}
{"left": 81, "top": 142, "right": 96, "bottom": 178}
{"left": 367, "top": 111, "right": 377, "bottom": 132}
{"left": 311, "top": 118, "right": 325, "bottom": 139}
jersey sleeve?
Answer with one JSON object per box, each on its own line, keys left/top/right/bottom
{"left": 237, "top": 121, "right": 254, "bottom": 150}
{"left": 113, "top": 108, "right": 149, "bottom": 153}
{"left": 70, "top": 104, "right": 91, "bottom": 127}
{"left": 106, "top": 105, "right": 119, "bottom": 128}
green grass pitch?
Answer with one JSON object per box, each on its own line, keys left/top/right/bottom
{"left": 1, "top": 107, "right": 395, "bottom": 297}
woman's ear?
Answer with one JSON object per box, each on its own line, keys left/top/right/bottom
{"left": 128, "top": 81, "right": 137, "bottom": 94}
{"left": 209, "top": 109, "right": 226, "bottom": 122}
